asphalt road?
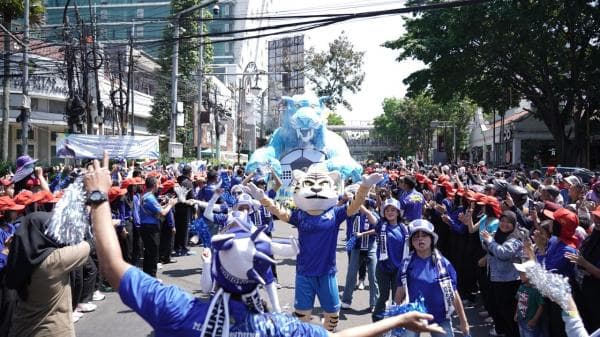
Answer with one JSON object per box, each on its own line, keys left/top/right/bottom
{"left": 76, "top": 221, "right": 492, "bottom": 336}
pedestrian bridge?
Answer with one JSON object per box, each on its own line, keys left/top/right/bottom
{"left": 327, "top": 120, "right": 375, "bottom": 131}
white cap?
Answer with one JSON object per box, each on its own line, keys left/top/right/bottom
{"left": 513, "top": 260, "right": 536, "bottom": 273}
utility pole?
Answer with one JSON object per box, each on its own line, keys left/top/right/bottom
{"left": 196, "top": 9, "right": 204, "bottom": 160}
{"left": 117, "top": 52, "right": 127, "bottom": 135}
{"left": 128, "top": 24, "right": 135, "bottom": 135}
{"left": 74, "top": 1, "right": 91, "bottom": 134}
{"left": 214, "top": 88, "right": 220, "bottom": 162}
{"left": 19, "top": 0, "right": 31, "bottom": 155}
{"left": 88, "top": 0, "right": 103, "bottom": 135}
{"left": 169, "top": 21, "right": 179, "bottom": 148}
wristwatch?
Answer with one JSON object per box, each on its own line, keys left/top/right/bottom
{"left": 87, "top": 190, "right": 108, "bottom": 206}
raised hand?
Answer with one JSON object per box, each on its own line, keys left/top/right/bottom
{"left": 361, "top": 173, "right": 384, "bottom": 187}
{"left": 247, "top": 182, "right": 266, "bottom": 201}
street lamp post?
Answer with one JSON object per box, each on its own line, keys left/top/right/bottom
{"left": 430, "top": 120, "right": 457, "bottom": 163}
{"left": 237, "top": 62, "right": 264, "bottom": 164}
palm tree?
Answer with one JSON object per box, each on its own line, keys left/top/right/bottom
{"left": 1, "top": 0, "right": 45, "bottom": 160}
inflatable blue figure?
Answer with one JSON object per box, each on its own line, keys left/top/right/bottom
{"left": 246, "top": 95, "right": 363, "bottom": 186}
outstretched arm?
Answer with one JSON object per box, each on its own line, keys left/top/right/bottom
{"left": 330, "top": 312, "right": 444, "bottom": 337}
{"left": 247, "top": 183, "right": 291, "bottom": 222}
{"left": 84, "top": 152, "right": 131, "bottom": 290}
{"left": 347, "top": 173, "right": 384, "bottom": 216}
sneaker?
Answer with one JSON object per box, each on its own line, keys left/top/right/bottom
{"left": 275, "top": 282, "right": 282, "bottom": 289}
{"left": 92, "top": 290, "right": 106, "bottom": 301}
{"left": 484, "top": 317, "right": 495, "bottom": 324}
{"left": 185, "top": 250, "right": 197, "bottom": 256}
{"left": 72, "top": 315, "right": 81, "bottom": 323}
{"left": 157, "top": 262, "right": 163, "bottom": 269}
{"left": 162, "top": 258, "right": 178, "bottom": 264}
{"left": 478, "top": 310, "right": 489, "bottom": 318}
{"left": 340, "top": 302, "right": 351, "bottom": 310}
{"left": 77, "top": 302, "right": 97, "bottom": 313}
{"left": 358, "top": 281, "right": 365, "bottom": 290}
{"left": 72, "top": 310, "right": 84, "bottom": 319}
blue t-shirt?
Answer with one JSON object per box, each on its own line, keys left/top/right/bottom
{"left": 399, "top": 254, "right": 458, "bottom": 324}
{"left": 400, "top": 189, "right": 425, "bottom": 222}
{"left": 139, "top": 192, "right": 162, "bottom": 226}
{"left": 119, "top": 267, "right": 326, "bottom": 337}
{"left": 374, "top": 220, "right": 408, "bottom": 272}
{"left": 289, "top": 205, "right": 348, "bottom": 276}
{"left": 542, "top": 236, "right": 577, "bottom": 279}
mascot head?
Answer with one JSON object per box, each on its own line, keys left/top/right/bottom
{"left": 211, "top": 221, "right": 274, "bottom": 294}
{"left": 292, "top": 167, "right": 341, "bottom": 215}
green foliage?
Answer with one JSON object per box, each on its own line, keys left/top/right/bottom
{"left": 373, "top": 94, "right": 476, "bottom": 161}
{"left": 305, "top": 32, "right": 365, "bottom": 111}
{"left": 384, "top": 0, "right": 600, "bottom": 165}
{"left": 326, "top": 112, "right": 345, "bottom": 126}
{"left": 0, "top": 160, "right": 14, "bottom": 177}
{"left": 0, "top": 0, "right": 46, "bottom": 26}
{"left": 148, "top": 1, "right": 215, "bottom": 145}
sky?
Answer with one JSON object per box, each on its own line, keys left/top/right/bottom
{"left": 271, "top": 0, "right": 425, "bottom": 122}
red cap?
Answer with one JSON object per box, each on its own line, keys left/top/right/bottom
{"left": 35, "top": 190, "right": 60, "bottom": 204}
{"left": 542, "top": 201, "right": 562, "bottom": 219}
{"left": 160, "top": 180, "right": 176, "bottom": 195}
{"left": 14, "top": 190, "right": 35, "bottom": 206}
{"left": 456, "top": 188, "right": 466, "bottom": 197}
{"left": 546, "top": 166, "right": 557, "bottom": 176}
{"left": 415, "top": 173, "right": 426, "bottom": 184}
{"left": 0, "top": 196, "right": 25, "bottom": 211}
{"left": 108, "top": 186, "right": 127, "bottom": 203}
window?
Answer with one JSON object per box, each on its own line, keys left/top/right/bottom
{"left": 136, "top": 26, "right": 144, "bottom": 37}
{"left": 16, "top": 144, "right": 35, "bottom": 157}
{"left": 222, "top": 4, "right": 230, "bottom": 16}
{"left": 100, "top": 9, "right": 108, "bottom": 20}
{"left": 136, "top": 9, "right": 144, "bottom": 18}
{"left": 224, "top": 42, "right": 230, "bottom": 53}
{"left": 16, "top": 129, "right": 34, "bottom": 141}
{"left": 51, "top": 132, "right": 58, "bottom": 141}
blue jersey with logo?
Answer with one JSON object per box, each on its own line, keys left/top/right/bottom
{"left": 289, "top": 205, "right": 348, "bottom": 276}
{"left": 400, "top": 189, "right": 425, "bottom": 222}
{"left": 119, "top": 267, "right": 326, "bottom": 337}
{"left": 374, "top": 220, "right": 408, "bottom": 272}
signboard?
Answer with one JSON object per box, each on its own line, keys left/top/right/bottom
{"left": 168, "top": 142, "right": 184, "bottom": 158}
{"left": 56, "top": 134, "right": 159, "bottom": 159}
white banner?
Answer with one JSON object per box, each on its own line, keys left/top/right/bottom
{"left": 56, "top": 134, "right": 160, "bottom": 159}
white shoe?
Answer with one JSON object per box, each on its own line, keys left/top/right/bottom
{"left": 340, "top": 302, "right": 351, "bottom": 309}
{"left": 72, "top": 315, "right": 80, "bottom": 323}
{"left": 358, "top": 281, "right": 365, "bottom": 290}
{"left": 77, "top": 302, "right": 97, "bottom": 313}
{"left": 72, "top": 310, "right": 84, "bottom": 319}
{"left": 484, "top": 317, "right": 494, "bottom": 324}
{"left": 479, "top": 310, "right": 489, "bottom": 318}
{"left": 92, "top": 290, "right": 106, "bottom": 301}
{"left": 157, "top": 262, "right": 163, "bottom": 269}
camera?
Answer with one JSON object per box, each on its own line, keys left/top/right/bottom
{"left": 212, "top": 4, "right": 220, "bottom": 16}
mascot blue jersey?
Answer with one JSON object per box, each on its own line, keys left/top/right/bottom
{"left": 289, "top": 205, "right": 348, "bottom": 276}
{"left": 120, "top": 267, "right": 327, "bottom": 337}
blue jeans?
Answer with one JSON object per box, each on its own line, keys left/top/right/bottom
{"left": 519, "top": 320, "right": 541, "bottom": 337}
{"left": 341, "top": 246, "right": 378, "bottom": 307}
{"left": 405, "top": 319, "right": 454, "bottom": 337}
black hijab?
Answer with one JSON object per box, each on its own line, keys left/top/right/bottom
{"left": 580, "top": 226, "right": 600, "bottom": 269}
{"left": 6, "top": 212, "right": 58, "bottom": 300}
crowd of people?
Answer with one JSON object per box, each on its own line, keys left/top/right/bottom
{"left": 0, "top": 153, "right": 599, "bottom": 337}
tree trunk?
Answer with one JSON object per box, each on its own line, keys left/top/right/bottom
{"left": 2, "top": 18, "right": 12, "bottom": 161}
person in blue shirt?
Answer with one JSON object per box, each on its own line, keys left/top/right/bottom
{"left": 83, "top": 156, "right": 444, "bottom": 337}
{"left": 399, "top": 176, "right": 425, "bottom": 222}
{"left": 138, "top": 177, "right": 177, "bottom": 277}
{"left": 358, "top": 198, "right": 408, "bottom": 322}
{"left": 395, "top": 219, "right": 470, "bottom": 337}
{"left": 123, "top": 178, "right": 143, "bottom": 267}
{"left": 197, "top": 170, "right": 219, "bottom": 202}
{"left": 341, "top": 200, "right": 378, "bottom": 311}
{"left": 247, "top": 169, "right": 383, "bottom": 331}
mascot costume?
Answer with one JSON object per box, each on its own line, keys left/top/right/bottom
{"left": 246, "top": 95, "right": 363, "bottom": 190}
{"left": 248, "top": 168, "right": 383, "bottom": 331}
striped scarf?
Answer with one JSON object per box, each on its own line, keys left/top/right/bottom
{"left": 399, "top": 249, "right": 455, "bottom": 319}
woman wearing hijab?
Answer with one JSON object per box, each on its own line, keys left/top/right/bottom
{"left": 5, "top": 211, "right": 90, "bottom": 337}
{"left": 481, "top": 210, "right": 526, "bottom": 337}
{"left": 566, "top": 206, "right": 600, "bottom": 332}
{"left": 395, "top": 219, "right": 470, "bottom": 337}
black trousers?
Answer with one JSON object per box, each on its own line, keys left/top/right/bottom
{"left": 118, "top": 219, "right": 134, "bottom": 264}
{"left": 159, "top": 223, "right": 174, "bottom": 263}
{"left": 140, "top": 225, "right": 160, "bottom": 277}
{"left": 70, "top": 256, "right": 97, "bottom": 306}
{"left": 132, "top": 225, "right": 144, "bottom": 267}
{"left": 0, "top": 273, "right": 17, "bottom": 337}
{"left": 491, "top": 280, "right": 520, "bottom": 337}
{"left": 173, "top": 210, "right": 190, "bottom": 253}
{"left": 545, "top": 300, "right": 568, "bottom": 337}
{"left": 574, "top": 277, "right": 600, "bottom": 332}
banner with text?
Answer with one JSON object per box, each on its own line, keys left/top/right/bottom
{"left": 56, "top": 134, "right": 160, "bottom": 159}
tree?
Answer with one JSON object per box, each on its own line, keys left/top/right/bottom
{"left": 305, "top": 32, "right": 365, "bottom": 111}
{"left": 326, "top": 112, "right": 345, "bottom": 126}
{"left": 384, "top": 0, "right": 600, "bottom": 166}
{"left": 147, "top": 0, "right": 214, "bottom": 157}
{"left": 373, "top": 94, "right": 476, "bottom": 162}
{"left": 1, "top": 0, "right": 45, "bottom": 160}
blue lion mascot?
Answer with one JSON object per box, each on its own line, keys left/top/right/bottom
{"left": 246, "top": 95, "right": 363, "bottom": 185}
